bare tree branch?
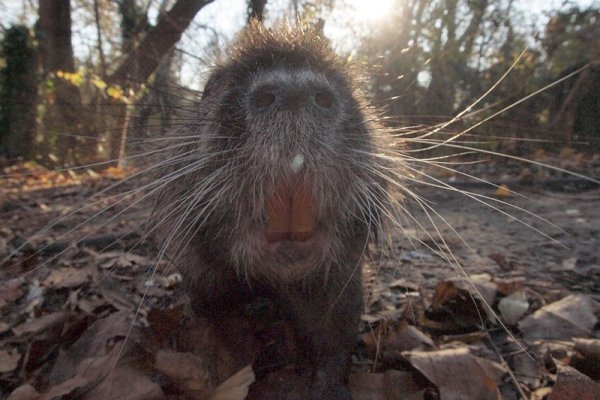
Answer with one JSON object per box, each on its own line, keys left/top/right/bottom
{"left": 110, "top": 0, "right": 214, "bottom": 85}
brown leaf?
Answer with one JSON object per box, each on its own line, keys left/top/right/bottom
{"left": 38, "top": 344, "right": 162, "bottom": 400}
{"left": 428, "top": 280, "right": 484, "bottom": 329}
{"left": 12, "top": 311, "right": 72, "bottom": 337}
{"left": 384, "top": 321, "right": 435, "bottom": 352}
{"left": 155, "top": 350, "right": 212, "bottom": 395}
{"left": 38, "top": 375, "right": 92, "bottom": 400}
{"left": 494, "top": 277, "right": 525, "bottom": 296}
{"left": 43, "top": 267, "right": 90, "bottom": 289}
{"left": 548, "top": 361, "right": 600, "bottom": 400}
{"left": 96, "top": 251, "right": 149, "bottom": 270}
{"left": 48, "top": 312, "right": 131, "bottom": 385}
{"left": 7, "top": 384, "right": 40, "bottom": 400}
{"left": 432, "top": 281, "right": 461, "bottom": 310}
{"left": 494, "top": 184, "right": 512, "bottom": 197}
{"left": 212, "top": 365, "right": 255, "bottom": 400}
{"left": 360, "top": 320, "right": 388, "bottom": 353}
{"left": 510, "top": 351, "right": 544, "bottom": 389}
{"left": 572, "top": 338, "right": 600, "bottom": 380}
{"left": 468, "top": 274, "right": 497, "bottom": 308}
{"left": 519, "top": 294, "right": 598, "bottom": 340}
{"left": 85, "top": 365, "right": 164, "bottom": 400}
{"left": 574, "top": 338, "right": 600, "bottom": 362}
{"left": 0, "top": 349, "right": 21, "bottom": 373}
{"left": 404, "top": 347, "right": 507, "bottom": 400}
{"left": 0, "top": 279, "right": 24, "bottom": 302}
{"left": 0, "top": 322, "right": 11, "bottom": 334}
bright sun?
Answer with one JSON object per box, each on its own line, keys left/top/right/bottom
{"left": 349, "top": 0, "right": 396, "bottom": 22}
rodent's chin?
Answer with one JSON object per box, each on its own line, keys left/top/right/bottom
{"left": 230, "top": 228, "right": 327, "bottom": 282}
{"left": 262, "top": 231, "right": 318, "bottom": 255}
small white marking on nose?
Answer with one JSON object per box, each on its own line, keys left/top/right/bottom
{"left": 291, "top": 154, "right": 304, "bottom": 173}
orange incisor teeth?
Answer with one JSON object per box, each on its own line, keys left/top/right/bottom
{"left": 266, "top": 180, "right": 316, "bottom": 243}
{"left": 290, "top": 184, "right": 315, "bottom": 242}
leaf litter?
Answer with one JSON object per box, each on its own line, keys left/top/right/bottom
{"left": 1, "top": 161, "right": 600, "bottom": 399}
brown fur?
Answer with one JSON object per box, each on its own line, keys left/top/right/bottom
{"left": 151, "top": 22, "right": 401, "bottom": 399}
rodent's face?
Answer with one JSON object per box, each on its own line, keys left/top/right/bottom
{"left": 158, "top": 31, "right": 393, "bottom": 284}
{"left": 242, "top": 67, "right": 349, "bottom": 237}
{"left": 203, "top": 62, "right": 384, "bottom": 282}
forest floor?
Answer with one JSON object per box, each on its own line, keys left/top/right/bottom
{"left": 1, "top": 154, "right": 600, "bottom": 400}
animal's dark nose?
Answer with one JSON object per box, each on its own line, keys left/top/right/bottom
{"left": 249, "top": 84, "right": 336, "bottom": 113}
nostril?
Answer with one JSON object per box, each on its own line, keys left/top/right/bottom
{"left": 253, "top": 91, "right": 276, "bottom": 108}
{"left": 315, "top": 91, "right": 334, "bottom": 109}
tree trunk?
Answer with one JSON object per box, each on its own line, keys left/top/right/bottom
{"left": 248, "top": 0, "right": 267, "bottom": 22}
{"left": 0, "top": 26, "right": 38, "bottom": 161}
{"left": 37, "top": 0, "right": 84, "bottom": 166}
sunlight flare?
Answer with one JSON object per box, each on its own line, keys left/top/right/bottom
{"left": 347, "top": 0, "right": 396, "bottom": 22}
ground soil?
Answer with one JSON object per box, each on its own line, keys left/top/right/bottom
{"left": 1, "top": 163, "right": 600, "bottom": 399}
{"left": 389, "top": 185, "right": 600, "bottom": 296}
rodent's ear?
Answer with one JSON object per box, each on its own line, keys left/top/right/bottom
{"left": 201, "top": 70, "right": 224, "bottom": 100}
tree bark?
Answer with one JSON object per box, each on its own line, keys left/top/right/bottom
{"left": 0, "top": 26, "right": 38, "bottom": 161}
{"left": 38, "top": 0, "right": 76, "bottom": 73}
{"left": 93, "top": 0, "right": 107, "bottom": 79}
{"left": 248, "top": 0, "right": 267, "bottom": 23}
{"left": 37, "top": 0, "right": 84, "bottom": 166}
{"left": 110, "top": 0, "right": 214, "bottom": 86}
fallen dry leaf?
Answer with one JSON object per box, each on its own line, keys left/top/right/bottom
{"left": 39, "top": 340, "right": 162, "bottom": 400}
{"left": 467, "top": 274, "right": 498, "bottom": 321}
{"left": 404, "top": 347, "right": 507, "bottom": 400}
{"left": 467, "top": 274, "right": 496, "bottom": 302}
{"left": 384, "top": 321, "right": 436, "bottom": 352}
{"left": 498, "top": 290, "right": 529, "bottom": 325}
{"left": 12, "top": 311, "right": 72, "bottom": 337}
{"left": 494, "top": 184, "right": 512, "bottom": 197}
{"left": 509, "top": 350, "right": 544, "bottom": 389}
{"left": 212, "top": 365, "right": 255, "bottom": 400}
{"left": 559, "top": 257, "right": 578, "bottom": 271}
{"left": 0, "top": 279, "right": 24, "bottom": 303}
{"left": 548, "top": 360, "right": 600, "bottom": 400}
{"left": 531, "top": 387, "right": 553, "bottom": 400}
{"left": 155, "top": 349, "right": 212, "bottom": 395}
{"left": 96, "top": 251, "right": 149, "bottom": 270}
{"left": 493, "top": 277, "right": 525, "bottom": 296}
{"left": 47, "top": 312, "right": 131, "bottom": 385}
{"left": 85, "top": 364, "right": 164, "bottom": 400}
{"left": 572, "top": 338, "right": 600, "bottom": 380}
{"left": 6, "top": 384, "right": 39, "bottom": 400}
{"left": 574, "top": 338, "right": 600, "bottom": 359}
{"left": 0, "top": 349, "right": 21, "bottom": 373}
{"left": 519, "top": 294, "right": 598, "bottom": 340}
{"left": 43, "top": 267, "right": 90, "bottom": 289}
{"left": 428, "top": 280, "right": 485, "bottom": 329}
{"left": 0, "top": 322, "right": 11, "bottom": 334}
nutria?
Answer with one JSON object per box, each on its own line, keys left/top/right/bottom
{"left": 151, "top": 22, "right": 401, "bottom": 399}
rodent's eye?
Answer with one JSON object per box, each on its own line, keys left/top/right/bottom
{"left": 253, "top": 91, "right": 276, "bottom": 108}
{"left": 315, "top": 91, "right": 334, "bottom": 109}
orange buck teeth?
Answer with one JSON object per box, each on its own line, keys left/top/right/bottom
{"left": 266, "top": 180, "right": 316, "bottom": 243}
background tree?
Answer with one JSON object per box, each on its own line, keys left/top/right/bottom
{"left": 37, "top": 0, "right": 83, "bottom": 165}
{"left": 0, "top": 0, "right": 598, "bottom": 166}
{"left": 542, "top": 6, "right": 600, "bottom": 150}
{"left": 0, "top": 26, "right": 38, "bottom": 161}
